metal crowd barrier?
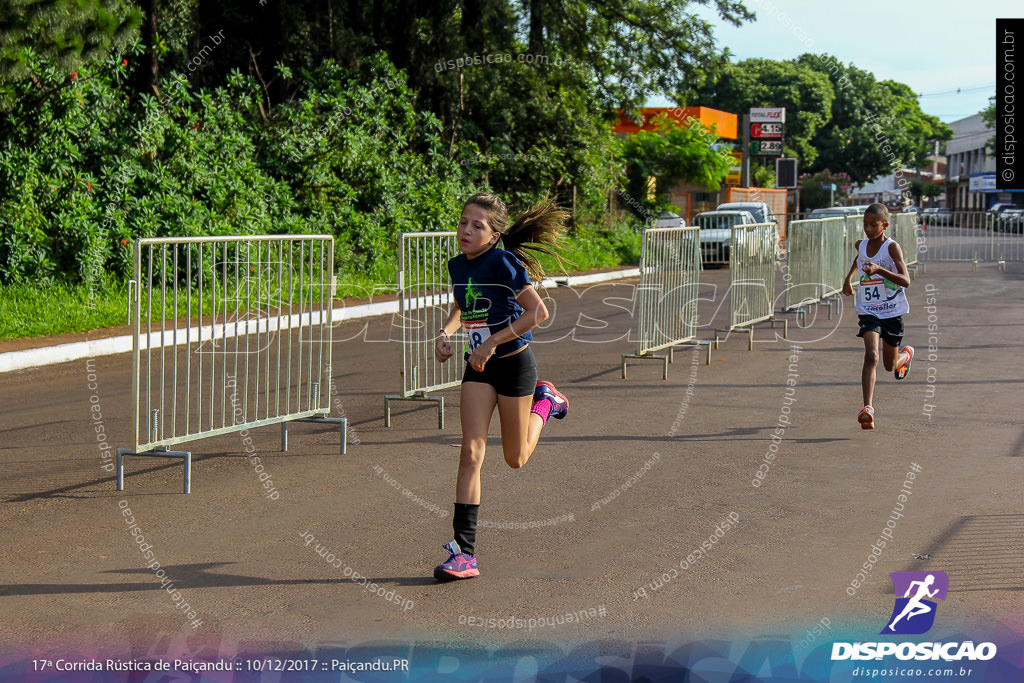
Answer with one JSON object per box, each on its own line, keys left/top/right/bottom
{"left": 622, "top": 226, "right": 709, "bottom": 379}
{"left": 892, "top": 213, "right": 920, "bottom": 272}
{"left": 117, "top": 235, "right": 346, "bottom": 494}
{"left": 715, "top": 223, "right": 786, "bottom": 350}
{"left": 783, "top": 217, "right": 851, "bottom": 319}
{"left": 384, "top": 232, "right": 462, "bottom": 428}
{"left": 782, "top": 218, "right": 821, "bottom": 312}
{"left": 917, "top": 210, "right": 1022, "bottom": 267}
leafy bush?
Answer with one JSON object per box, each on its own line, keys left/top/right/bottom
{"left": 0, "top": 51, "right": 475, "bottom": 288}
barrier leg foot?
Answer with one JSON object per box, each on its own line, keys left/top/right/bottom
{"left": 281, "top": 423, "right": 289, "bottom": 451}
{"left": 183, "top": 452, "right": 192, "bottom": 494}
{"left": 383, "top": 395, "right": 445, "bottom": 429}
{"left": 621, "top": 353, "right": 670, "bottom": 379}
{"left": 292, "top": 415, "right": 349, "bottom": 453}
{"left": 116, "top": 449, "right": 126, "bottom": 491}
{"left": 114, "top": 447, "right": 192, "bottom": 494}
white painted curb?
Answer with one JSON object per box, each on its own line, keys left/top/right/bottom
{"left": 0, "top": 268, "right": 640, "bottom": 374}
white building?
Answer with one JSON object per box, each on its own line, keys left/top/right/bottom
{"left": 945, "top": 114, "right": 1009, "bottom": 210}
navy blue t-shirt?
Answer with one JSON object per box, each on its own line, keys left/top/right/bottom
{"left": 448, "top": 246, "right": 533, "bottom": 357}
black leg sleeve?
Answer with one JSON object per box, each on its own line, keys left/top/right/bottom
{"left": 453, "top": 503, "right": 480, "bottom": 556}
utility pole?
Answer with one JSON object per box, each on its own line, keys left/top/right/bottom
{"left": 741, "top": 114, "right": 750, "bottom": 187}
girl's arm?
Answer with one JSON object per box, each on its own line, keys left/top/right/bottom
{"left": 466, "top": 285, "right": 549, "bottom": 371}
{"left": 435, "top": 302, "right": 462, "bottom": 363}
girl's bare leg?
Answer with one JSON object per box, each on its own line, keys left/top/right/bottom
{"left": 456, "top": 382, "right": 498, "bottom": 504}
{"left": 496, "top": 393, "right": 544, "bottom": 469}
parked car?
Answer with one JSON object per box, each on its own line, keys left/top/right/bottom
{"left": 693, "top": 210, "right": 757, "bottom": 265}
{"left": 986, "top": 203, "right": 1018, "bottom": 229}
{"left": 921, "top": 208, "right": 952, "bottom": 226}
{"left": 716, "top": 201, "right": 776, "bottom": 226}
{"left": 997, "top": 208, "right": 1024, "bottom": 233}
{"left": 809, "top": 207, "right": 858, "bottom": 219}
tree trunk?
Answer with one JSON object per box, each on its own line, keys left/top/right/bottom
{"left": 136, "top": 0, "right": 159, "bottom": 96}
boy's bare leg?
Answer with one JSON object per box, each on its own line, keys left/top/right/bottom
{"left": 861, "top": 331, "right": 881, "bottom": 407}
{"left": 881, "top": 341, "right": 907, "bottom": 373}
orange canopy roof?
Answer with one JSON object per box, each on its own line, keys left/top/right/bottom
{"left": 613, "top": 106, "right": 737, "bottom": 139}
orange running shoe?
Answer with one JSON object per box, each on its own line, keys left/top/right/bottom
{"left": 895, "top": 346, "right": 915, "bottom": 380}
{"left": 858, "top": 405, "right": 875, "bottom": 430}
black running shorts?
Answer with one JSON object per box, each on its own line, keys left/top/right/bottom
{"left": 857, "top": 314, "right": 904, "bottom": 348}
{"left": 462, "top": 346, "right": 538, "bottom": 397}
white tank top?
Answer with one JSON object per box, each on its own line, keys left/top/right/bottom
{"left": 855, "top": 237, "right": 909, "bottom": 318}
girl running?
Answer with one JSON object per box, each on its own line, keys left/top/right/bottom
{"left": 433, "top": 192, "right": 569, "bottom": 581}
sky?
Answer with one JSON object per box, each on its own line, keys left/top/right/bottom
{"left": 648, "top": 0, "right": 1018, "bottom": 124}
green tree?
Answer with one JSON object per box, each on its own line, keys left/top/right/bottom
{"left": 798, "top": 169, "right": 853, "bottom": 210}
{"left": 618, "top": 114, "right": 733, "bottom": 217}
{"left": 0, "top": 0, "right": 141, "bottom": 83}
{"left": 980, "top": 95, "right": 997, "bottom": 156}
{"left": 692, "top": 57, "right": 835, "bottom": 168}
{"left": 798, "top": 55, "right": 951, "bottom": 184}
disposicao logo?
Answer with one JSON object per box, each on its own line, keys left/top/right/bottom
{"left": 882, "top": 571, "right": 948, "bottom": 635}
{"left": 831, "top": 571, "right": 998, "bottom": 662}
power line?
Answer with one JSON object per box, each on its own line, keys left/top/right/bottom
{"left": 917, "top": 84, "right": 995, "bottom": 98}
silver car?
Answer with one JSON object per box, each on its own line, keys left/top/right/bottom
{"left": 716, "top": 201, "right": 775, "bottom": 226}
{"left": 693, "top": 210, "right": 757, "bottom": 265}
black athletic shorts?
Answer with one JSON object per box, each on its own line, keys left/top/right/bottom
{"left": 857, "top": 314, "right": 904, "bottom": 348}
{"left": 462, "top": 346, "right": 538, "bottom": 397}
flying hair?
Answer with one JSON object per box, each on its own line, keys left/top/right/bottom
{"left": 463, "top": 192, "right": 570, "bottom": 282}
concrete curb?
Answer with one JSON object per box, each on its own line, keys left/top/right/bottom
{"left": 0, "top": 268, "right": 640, "bottom": 374}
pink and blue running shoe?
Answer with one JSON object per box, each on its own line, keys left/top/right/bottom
{"left": 534, "top": 380, "right": 569, "bottom": 420}
{"left": 433, "top": 541, "right": 479, "bottom": 582}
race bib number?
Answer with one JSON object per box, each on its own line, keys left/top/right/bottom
{"left": 463, "top": 319, "right": 491, "bottom": 351}
{"left": 860, "top": 277, "right": 884, "bottom": 303}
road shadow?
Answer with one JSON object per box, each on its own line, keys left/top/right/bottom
{"left": 897, "top": 514, "right": 1024, "bottom": 592}
{"left": 0, "top": 561, "right": 438, "bottom": 596}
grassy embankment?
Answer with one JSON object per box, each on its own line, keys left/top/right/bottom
{"left": 0, "top": 223, "right": 640, "bottom": 342}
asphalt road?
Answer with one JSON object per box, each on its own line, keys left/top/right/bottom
{"left": 0, "top": 261, "right": 1022, "bottom": 676}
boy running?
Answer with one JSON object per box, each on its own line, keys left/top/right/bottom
{"left": 841, "top": 203, "right": 915, "bottom": 429}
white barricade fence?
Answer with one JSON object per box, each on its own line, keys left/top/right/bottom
{"left": 819, "top": 217, "right": 849, "bottom": 298}
{"left": 782, "top": 218, "right": 822, "bottom": 312}
{"left": 622, "top": 226, "right": 709, "bottom": 379}
{"left": 117, "top": 235, "right": 345, "bottom": 494}
{"left": 917, "top": 210, "right": 1022, "bottom": 267}
{"left": 384, "top": 232, "right": 462, "bottom": 428}
{"left": 783, "top": 217, "right": 851, "bottom": 321}
{"left": 716, "top": 223, "right": 786, "bottom": 350}
{"left": 892, "top": 213, "right": 920, "bottom": 269}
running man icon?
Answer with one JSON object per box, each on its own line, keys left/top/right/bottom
{"left": 882, "top": 571, "right": 949, "bottom": 635}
